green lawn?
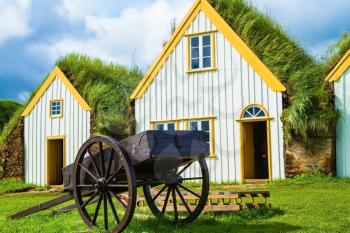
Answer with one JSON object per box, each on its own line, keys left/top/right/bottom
{"left": 0, "top": 176, "right": 350, "bottom": 233}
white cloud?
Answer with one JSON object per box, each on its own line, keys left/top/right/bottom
{"left": 28, "top": 0, "right": 192, "bottom": 68}
{"left": 28, "top": 0, "right": 192, "bottom": 69}
{"left": 0, "top": 0, "right": 32, "bottom": 44}
{"left": 18, "top": 91, "right": 30, "bottom": 103}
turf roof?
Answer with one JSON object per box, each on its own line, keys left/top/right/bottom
{"left": 0, "top": 54, "right": 143, "bottom": 146}
{"left": 208, "top": 0, "right": 338, "bottom": 142}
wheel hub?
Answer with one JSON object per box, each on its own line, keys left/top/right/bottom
{"left": 95, "top": 178, "right": 108, "bottom": 192}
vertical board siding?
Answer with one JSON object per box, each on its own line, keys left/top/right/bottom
{"left": 135, "top": 11, "right": 284, "bottom": 182}
{"left": 24, "top": 77, "right": 91, "bottom": 186}
{"left": 335, "top": 68, "right": 350, "bottom": 177}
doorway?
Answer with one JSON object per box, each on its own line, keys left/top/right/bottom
{"left": 241, "top": 121, "right": 269, "bottom": 180}
{"left": 47, "top": 137, "right": 65, "bottom": 185}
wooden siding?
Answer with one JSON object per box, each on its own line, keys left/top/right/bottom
{"left": 135, "top": 11, "right": 284, "bottom": 182}
{"left": 334, "top": 68, "right": 350, "bottom": 177}
{"left": 24, "top": 76, "right": 90, "bottom": 186}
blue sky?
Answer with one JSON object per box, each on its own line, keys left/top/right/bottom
{"left": 0, "top": 0, "right": 349, "bottom": 103}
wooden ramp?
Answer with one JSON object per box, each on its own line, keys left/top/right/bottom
{"left": 137, "top": 191, "right": 271, "bottom": 213}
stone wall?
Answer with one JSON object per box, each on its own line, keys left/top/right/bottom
{"left": 0, "top": 120, "right": 24, "bottom": 178}
{"left": 285, "top": 137, "right": 335, "bottom": 177}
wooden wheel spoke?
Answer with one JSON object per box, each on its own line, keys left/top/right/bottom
{"left": 107, "top": 192, "right": 120, "bottom": 224}
{"left": 77, "top": 184, "right": 95, "bottom": 189}
{"left": 92, "top": 194, "right": 103, "bottom": 225}
{"left": 99, "top": 142, "right": 106, "bottom": 178}
{"left": 105, "top": 149, "right": 114, "bottom": 179}
{"left": 79, "top": 164, "right": 98, "bottom": 181}
{"left": 108, "top": 184, "right": 129, "bottom": 188}
{"left": 81, "top": 191, "right": 99, "bottom": 208}
{"left": 110, "top": 191, "right": 127, "bottom": 210}
{"left": 177, "top": 183, "right": 201, "bottom": 198}
{"left": 176, "top": 162, "right": 193, "bottom": 177}
{"left": 161, "top": 187, "right": 171, "bottom": 214}
{"left": 175, "top": 186, "right": 192, "bottom": 215}
{"left": 151, "top": 185, "right": 168, "bottom": 203}
{"left": 87, "top": 148, "right": 102, "bottom": 178}
{"left": 107, "top": 166, "right": 124, "bottom": 183}
{"left": 103, "top": 193, "right": 108, "bottom": 230}
{"left": 172, "top": 188, "right": 178, "bottom": 221}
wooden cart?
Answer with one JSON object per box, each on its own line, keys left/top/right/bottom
{"left": 10, "top": 130, "right": 210, "bottom": 233}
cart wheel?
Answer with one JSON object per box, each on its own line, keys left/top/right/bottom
{"left": 73, "top": 136, "right": 137, "bottom": 233}
{"left": 143, "top": 158, "right": 209, "bottom": 224}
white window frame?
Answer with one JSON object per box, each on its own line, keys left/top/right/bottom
{"left": 155, "top": 122, "right": 176, "bottom": 131}
{"left": 187, "top": 31, "right": 216, "bottom": 73}
{"left": 50, "top": 99, "right": 63, "bottom": 118}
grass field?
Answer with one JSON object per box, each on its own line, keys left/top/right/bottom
{"left": 0, "top": 176, "right": 350, "bottom": 233}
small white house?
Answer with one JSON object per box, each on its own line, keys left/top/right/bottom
{"left": 326, "top": 49, "right": 350, "bottom": 177}
{"left": 21, "top": 67, "right": 91, "bottom": 186}
{"left": 131, "top": 0, "right": 287, "bottom": 183}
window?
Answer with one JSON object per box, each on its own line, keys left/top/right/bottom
{"left": 50, "top": 100, "right": 63, "bottom": 117}
{"left": 242, "top": 105, "right": 267, "bottom": 119}
{"left": 155, "top": 122, "right": 176, "bottom": 131}
{"left": 151, "top": 117, "right": 216, "bottom": 157}
{"left": 189, "top": 120, "right": 211, "bottom": 144}
{"left": 188, "top": 32, "right": 216, "bottom": 72}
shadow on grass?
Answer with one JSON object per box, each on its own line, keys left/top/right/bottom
{"left": 128, "top": 208, "right": 300, "bottom": 233}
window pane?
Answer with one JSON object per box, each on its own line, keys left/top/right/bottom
{"left": 202, "top": 35, "right": 211, "bottom": 46}
{"left": 203, "top": 46, "right": 211, "bottom": 57}
{"left": 201, "top": 121, "right": 210, "bottom": 132}
{"left": 256, "top": 108, "right": 266, "bottom": 117}
{"left": 167, "top": 123, "right": 175, "bottom": 131}
{"left": 156, "top": 124, "right": 164, "bottom": 131}
{"left": 191, "top": 48, "right": 199, "bottom": 58}
{"left": 203, "top": 57, "right": 211, "bottom": 68}
{"left": 191, "top": 58, "right": 200, "bottom": 69}
{"left": 191, "top": 37, "right": 199, "bottom": 48}
{"left": 190, "top": 122, "right": 198, "bottom": 131}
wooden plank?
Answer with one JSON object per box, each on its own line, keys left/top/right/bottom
{"left": 9, "top": 193, "right": 74, "bottom": 219}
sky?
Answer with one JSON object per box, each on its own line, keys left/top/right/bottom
{"left": 0, "top": 0, "right": 349, "bottom": 103}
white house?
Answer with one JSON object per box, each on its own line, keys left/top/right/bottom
{"left": 131, "top": 0, "right": 287, "bottom": 183}
{"left": 21, "top": 67, "right": 91, "bottom": 186}
{"left": 326, "top": 49, "right": 350, "bottom": 177}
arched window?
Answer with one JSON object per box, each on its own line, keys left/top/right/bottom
{"left": 242, "top": 105, "right": 267, "bottom": 119}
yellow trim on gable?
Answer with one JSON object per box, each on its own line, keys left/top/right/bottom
{"left": 326, "top": 49, "right": 350, "bottom": 82}
{"left": 21, "top": 66, "right": 91, "bottom": 117}
{"left": 130, "top": 0, "right": 286, "bottom": 100}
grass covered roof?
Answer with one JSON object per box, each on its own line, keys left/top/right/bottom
{"left": 324, "top": 32, "right": 350, "bottom": 73}
{"left": 0, "top": 54, "right": 142, "bottom": 146}
{"left": 208, "top": 0, "right": 338, "bottom": 142}
{"left": 0, "top": 100, "right": 21, "bottom": 133}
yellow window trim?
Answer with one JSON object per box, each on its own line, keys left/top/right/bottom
{"left": 326, "top": 49, "right": 350, "bottom": 82}
{"left": 186, "top": 31, "right": 217, "bottom": 74}
{"left": 49, "top": 99, "right": 63, "bottom": 118}
{"left": 21, "top": 66, "right": 91, "bottom": 117}
{"left": 45, "top": 135, "right": 66, "bottom": 185}
{"left": 184, "top": 117, "right": 216, "bottom": 158}
{"left": 130, "top": 0, "right": 286, "bottom": 100}
{"left": 238, "top": 104, "right": 272, "bottom": 182}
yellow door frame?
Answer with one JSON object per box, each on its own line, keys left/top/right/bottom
{"left": 237, "top": 104, "right": 273, "bottom": 182}
{"left": 46, "top": 135, "right": 66, "bottom": 185}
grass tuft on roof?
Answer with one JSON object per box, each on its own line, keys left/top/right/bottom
{"left": 208, "top": 0, "right": 338, "bottom": 143}
{"left": 324, "top": 32, "right": 350, "bottom": 73}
